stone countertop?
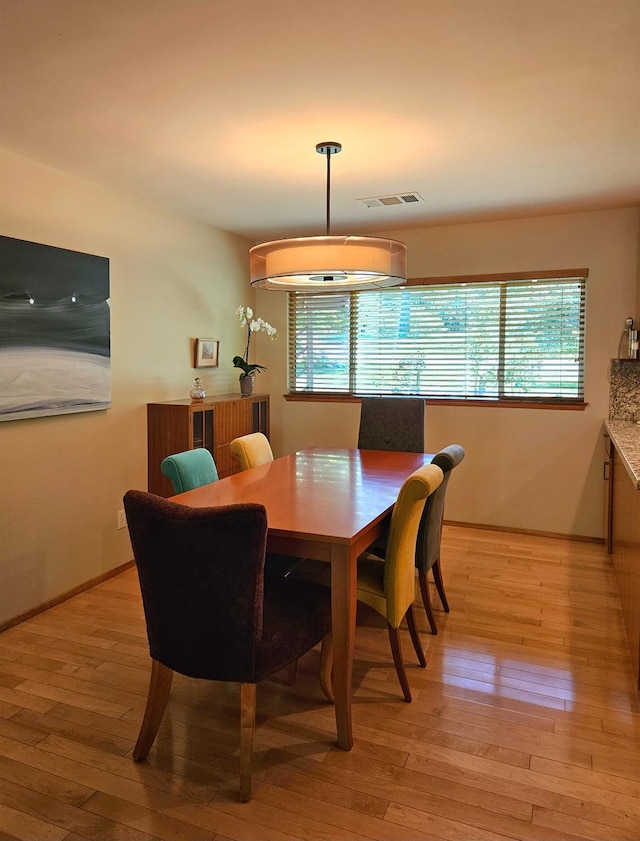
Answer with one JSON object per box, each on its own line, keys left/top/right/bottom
{"left": 605, "top": 419, "right": 640, "bottom": 489}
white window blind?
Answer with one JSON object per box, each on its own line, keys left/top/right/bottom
{"left": 288, "top": 272, "right": 586, "bottom": 403}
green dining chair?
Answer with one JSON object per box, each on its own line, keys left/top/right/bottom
{"left": 160, "top": 448, "right": 218, "bottom": 493}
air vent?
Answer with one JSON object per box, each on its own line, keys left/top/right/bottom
{"left": 358, "top": 192, "right": 423, "bottom": 208}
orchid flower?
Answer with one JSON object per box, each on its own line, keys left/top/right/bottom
{"left": 233, "top": 306, "right": 277, "bottom": 379}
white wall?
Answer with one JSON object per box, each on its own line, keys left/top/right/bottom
{"left": 0, "top": 149, "right": 255, "bottom": 627}
{"left": 257, "top": 207, "right": 640, "bottom": 539}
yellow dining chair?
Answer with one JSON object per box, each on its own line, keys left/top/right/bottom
{"left": 229, "top": 432, "right": 274, "bottom": 471}
{"left": 355, "top": 462, "right": 443, "bottom": 701}
{"left": 297, "top": 462, "right": 443, "bottom": 702}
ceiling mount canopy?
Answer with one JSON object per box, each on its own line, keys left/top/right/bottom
{"left": 250, "top": 141, "right": 407, "bottom": 293}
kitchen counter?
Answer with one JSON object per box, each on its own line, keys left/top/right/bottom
{"left": 605, "top": 418, "right": 640, "bottom": 691}
{"left": 604, "top": 419, "right": 640, "bottom": 489}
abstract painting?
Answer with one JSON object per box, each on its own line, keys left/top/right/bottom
{"left": 0, "top": 235, "right": 110, "bottom": 422}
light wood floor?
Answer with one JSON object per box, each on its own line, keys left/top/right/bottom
{"left": 1, "top": 525, "right": 639, "bottom": 841}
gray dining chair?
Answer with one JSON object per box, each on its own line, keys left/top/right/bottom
{"left": 367, "top": 444, "right": 465, "bottom": 634}
{"left": 415, "top": 444, "right": 465, "bottom": 633}
{"left": 357, "top": 397, "right": 425, "bottom": 452}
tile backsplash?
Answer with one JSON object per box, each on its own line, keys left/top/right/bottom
{"left": 609, "top": 359, "right": 640, "bottom": 420}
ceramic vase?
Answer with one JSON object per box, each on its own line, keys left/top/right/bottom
{"left": 240, "top": 375, "right": 254, "bottom": 396}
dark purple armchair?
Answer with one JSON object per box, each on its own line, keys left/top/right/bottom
{"left": 123, "top": 490, "right": 333, "bottom": 801}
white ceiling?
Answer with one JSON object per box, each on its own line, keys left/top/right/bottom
{"left": 1, "top": 0, "right": 639, "bottom": 243}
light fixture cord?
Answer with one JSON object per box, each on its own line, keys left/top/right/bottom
{"left": 325, "top": 148, "right": 332, "bottom": 235}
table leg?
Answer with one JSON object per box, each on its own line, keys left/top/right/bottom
{"left": 330, "top": 543, "right": 357, "bottom": 750}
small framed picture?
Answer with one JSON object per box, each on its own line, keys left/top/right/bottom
{"left": 194, "top": 338, "right": 219, "bottom": 368}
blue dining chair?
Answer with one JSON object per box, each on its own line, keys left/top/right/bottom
{"left": 160, "top": 448, "right": 218, "bottom": 493}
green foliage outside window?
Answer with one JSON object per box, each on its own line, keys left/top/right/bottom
{"left": 288, "top": 273, "right": 586, "bottom": 403}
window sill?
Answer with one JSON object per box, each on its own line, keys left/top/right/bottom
{"left": 284, "top": 393, "right": 588, "bottom": 410}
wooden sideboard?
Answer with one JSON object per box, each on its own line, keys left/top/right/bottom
{"left": 147, "top": 393, "right": 269, "bottom": 497}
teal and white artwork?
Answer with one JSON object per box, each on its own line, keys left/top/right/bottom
{"left": 0, "top": 235, "right": 110, "bottom": 422}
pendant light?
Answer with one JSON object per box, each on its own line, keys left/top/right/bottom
{"left": 249, "top": 142, "right": 407, "bottom": 292}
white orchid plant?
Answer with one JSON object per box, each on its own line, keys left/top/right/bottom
{"left": 233, "top": 306, "right": 277, "bottom": 380}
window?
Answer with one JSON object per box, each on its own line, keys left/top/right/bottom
{"left": 288, "top": 270, "right": 587, "bottom": 405}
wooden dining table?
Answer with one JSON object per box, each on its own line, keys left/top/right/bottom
{"left": 171, "top": 446, "right": 433, "bottom": 750}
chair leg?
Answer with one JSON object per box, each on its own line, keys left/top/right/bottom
{"left": 267, "top": 659, "right": 298, "bottom": 686}
{"left": 239, "top": 683, "right": 257, "bottom": 802}
{"left": 387, "top": 624, "right": 412, "bottom": 703}
{"left": 133, "top": 659, "right": 173, "bottom": 761}
{"left": 432, "top": 558, "right": 450, "bottom": 612}
{"left": 285, "top": 661, "right": 298, "bottom": 685}
{"left": 418, "top": 572, "right": 438, "bottom": 635}
{"left": 406, "top": 605, "right": 426, "bottom": 668}
{"left": 319, "top": 634, "right": 335, "bottom": 703}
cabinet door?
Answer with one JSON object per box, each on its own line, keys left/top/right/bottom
{"left": 611, "top": 448, "right": 640, "bottom": 689}
{"left": 148, "top": 404, "right": 191, "bottom": 496}
{"left": 603, "top": 433, "right": 614, "bottom": 553}
{"left": 253, "top": 398, "right": 269, "bottom": 437}
{"left": 214, "top": 398, "right": 259, "bottom": 478}
{"left": 191, "top": 408, "right": 214, "bottom": 454}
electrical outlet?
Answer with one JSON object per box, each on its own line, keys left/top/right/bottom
{"left": 117, "top": 509, "right": 127, "bottom": 530}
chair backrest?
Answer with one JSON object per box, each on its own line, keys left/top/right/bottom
{"left": 160, "top": 448, "right": 219, "bottom": 494}
{"left": 415, "top": 444, "right": 465, "bottom": 575}
{"left": 124, "top": 490, "right": 267, "bottom": 683}
{"left": 357, "top": 397, "right": 425, "bottom": 452}
{"left": 230, "top": 432, "right": 274, "bottom": 471}
{"left": 383, "top": 463, "right": 443, "bottom": 627}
